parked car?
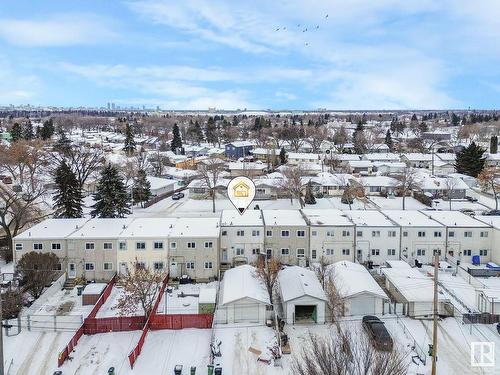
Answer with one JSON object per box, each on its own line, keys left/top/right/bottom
{"left": 172, "top": 192, "right": 185, "bottom": 200}
{"left": 466, "top": 196, "right": 478, "bottom": 202}
{"left": 483, "top": 210, "right": 500, "bottom": 216}
{"left": 362, "top": 315, "right": 394, "bottom": 351}
{"left": 460, "top": 209, "right": 475, "bottom": 216}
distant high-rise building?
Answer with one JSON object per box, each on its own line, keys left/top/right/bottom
{"left": 111, "top": 103, "right": 116, "bottom": 110}
{"left": 107, "top": 102, "right": 111, "bottom": 110}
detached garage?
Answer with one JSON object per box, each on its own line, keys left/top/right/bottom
{"left": 278, "top": 266, "right": 327, "bottom": 324}
{"left": 329, "top": 261, "right": 389, "bottom": 316}
{"left": 216, "top": 265, "right": 270, "bottom": 325}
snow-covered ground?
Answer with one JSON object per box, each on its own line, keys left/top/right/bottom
{"left": 369, "top": 196, "right": 428, "bottom": 210}
{"left": 157, "top": 282, "right": 217, "bottom": 314}
{"left": 96, "top": 286, "right": 145, "bottom": 318}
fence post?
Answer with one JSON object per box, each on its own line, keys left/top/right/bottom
{"left": 27, "top": 315, "right": 31, "bottom": 331}
{"left": 54, "top": 315, "right": 57, "bottom": 332}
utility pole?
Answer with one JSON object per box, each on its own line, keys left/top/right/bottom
{"left": 0, "top": 291, "right": 4, "bottom": 375}
{"left": 431, "top": 252, "right": 439, "bottom": 375}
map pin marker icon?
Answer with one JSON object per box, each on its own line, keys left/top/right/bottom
{"left": 228, "top": 176, "right": 256, "bottom": 215}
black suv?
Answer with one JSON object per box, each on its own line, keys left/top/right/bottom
{"left": 362, "top": 315, "right": 394, "bottom": 351}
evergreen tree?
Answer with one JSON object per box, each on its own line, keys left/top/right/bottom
{"left": 353, "top": 122, "right": 366, "bottom": 154}
{"left": 22, "top": 120, "right": 34, "bottom": 140}
{"left": 91, "top": 164, "right": 131, "bottom": 218}
{"left": 451, "top": 112, "right": 460, "bottom": 126}
{"left": 54, "top": 128, "right": 72, "bottom": 154}
{"left": 490, "top": 135, "right": 498, "bottom": 154}
{"left": 10, "top": 122, "right": 22, "bottom": 142}
{"left": 304, "top": 181, "right": 316, "bottom": 205}
{"left": 171, "top": 123, "right": 182, "bottom": 152}
{"left": 132, "top": 169, "right": 151, "bottom": 207}
{"left": 205, "top": 117, "right": 217, "bottom": 146}
{"left": 385, "top": 129, "right": 393, "bottom": 151}
{"left": 455, "top": 142, "right": 486, "bottom": 177}
{"left": 40, "top": 118, "right": 55, "bottom": 140}
{"left": 53, "top": 160, "right": 83, "bottom": 218}
{"left": 279, "top": 147, "right": 287, "bottom": 165}
{"left": 123, "top": 123, "right": 136, "bottom": 156}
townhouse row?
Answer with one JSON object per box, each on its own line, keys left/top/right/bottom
{"left": 13, "top": 209, "right": 500, "bottom": 282}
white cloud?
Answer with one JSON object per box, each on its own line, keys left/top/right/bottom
{"left": 0, "top": 57, "right": 39, "bottom": 104}
{"left": 0, "top": 14, "right": 116, "bottom": 47}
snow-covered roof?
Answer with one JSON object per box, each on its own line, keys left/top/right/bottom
{"left": 422, "top": 211, "right": 491, "bottom": 228}
{"left": 169, "top": 218, "right": 220, "bottom": 237}
{"left": 360, "top": 176, "right": 398, "bottom": 187}
{"left": 220, "top": 210, "right": 264, "bottom": 227}
{"left": 278, "top": 266, "right": 327, "bottom": 302}
{"left": 478, "top": 216, "right": 500, "bottom": 230}
{"left": 262, "top": 210, "right": 307, "bottom": 226}
{"left": 363, "top": 153, "right": 400, "bottom": 162}
{"left": 435, "top": 153, "right": 456, "bottom": 162}
{"left": 226, "top": 141, "right": 254, "bottom": 148}
{"left": 301, "top": 208, "right": 353, "bottom": 226}
{"left": 381, "top": 210, "right": 443, "bottom": 227}
{"left": 119, "top": 218, "right": 177, "bottom": 238}
{"left": 164, "top": 167, "right": 199, "bottom": 179}
{"left": 68, "top": 218, "right": 134, "bottom": 239}
{"left": 418, "top": 175, "right": 469, "bottom": 191}
{"left": 386, "top": 260, "right": 412, "bottom": 269}
{"left": 220, "top": 265, "right": 270, "bottom": 305}
{"left": 251, "top": 148, "right": 281, "bottom": 155}
{"left": 382, "top": 267, "right": 446, "bottom": 302}
{"left": 303, "top": 172, "right": 355, "bottom": 187}
{"left": 328, "top": 261, "right": 388, "bottom": 299}
{"left": 347, "top": 160, "right": 373, "bottom": 168}
{"left": 14, "top": 218, "right": 90, "bottom": 240}
{"left": 228, "top": 161, "right": 266, "bottom": 170}
{"left": 401, "top": 153, "right": 433, "bottom": 161}
{"left": 344, "top": 210, "right": 396, "bottom": 227}
{"left": 485, "top": 153, "right": 500, "bottom": 161}
{"left": 287, "top": 152, "right": 320, "bottom": 160}
{"left": 82, "top": 283, "right": 107, "bottom": 295}
{"left": 147, "top": 176, "right": 177, "bottom": 190}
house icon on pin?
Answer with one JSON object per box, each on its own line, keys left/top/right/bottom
{"left": 233, "top": 181, "right": 250, "bottom": 198}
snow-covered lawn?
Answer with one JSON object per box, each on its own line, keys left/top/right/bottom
{"left": 30, "top": 286, "right": 93, "bottom": 318}
{"left": 96, "top": 286, "right": 145, "bottom": 318}
{"left": 157, "top": 282, "right": 217, "bottom": 314}
{"left": 431, "top": 199, "right": 489, "bottom": 212}
{"left": 369, "top": 196, "right": 428, "bottom": 210}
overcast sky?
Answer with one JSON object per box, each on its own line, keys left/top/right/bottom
{"left": 1, "top": 0, "right": 499, "bottom": 110}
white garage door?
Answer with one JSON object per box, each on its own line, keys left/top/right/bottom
{"left": 234, "top": 304, "right": 259, "bottom": 323}
{"left": 350, "top": 297, "right": 376, "bottom": 316}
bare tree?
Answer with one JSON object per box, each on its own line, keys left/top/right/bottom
{"left": 478, "top": 167, "right": 500, "bottom": 210}
{"left": 305, "top": 126, "right": 328, "bottom": 153}
{"left": 313, "top": 256, "right": 330, "bottom": 289}
{"left": 255, "top": 257, "right": 281, "bottom": 304}
{"left": 292, "top": 329, "right": 408, "bottom": 375}
{"left": 198, "top": 156, "right": 226, "bottom": 213}
{"left": 0, "top": 183, "right": 47, "bottom": 261}
{"left": 116, "top": 262, "right": 166, "bottom": 317}
{"left": 148, "top": 150, "right": 170, "bottom": 177}
{"left": 279, "top": 166, "right": 305, "bottom": 208}
{"left": 324, "top": 269, "right": 346, "bottom": 325}
{"left": 332, "top": 126, "right": 349, "bottom": 153}
{"left": 393, "top": 167, "right": 420, "bottom": 210}
{"left": 444, "top": 177, "right": 458, "bottom": 210}
{"left": 17, "top": 251, "right": 60, "bottom": 299}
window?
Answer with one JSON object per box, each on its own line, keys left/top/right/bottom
{"left": 448, "top": 231, "right": 455, "bottom": 238}
{"left": 372, "top": 231, "right": 380, "bottom": 237}
{"left": 51, "top": 243, "right": 61, "bottom": 250}
{"left": 297, "top": 248, "right": 305, "bottom": 258}
{"left": 187, "top": 242, "right": 196, "bottom": 248}
{"left": 311, "top": 230, "right": 317, "bottom": 236}
{"left": 153, "top": 241, "right": 164, "bottom": 250}
{"left": 388, "top": 231, "right": 397, "bottom": 237}
{"left": 204, "top": 241, "right": 213, "bottom": 248}
{"left": 480, "top": 231, "right": 488, "bottom": 238}
{"left": 221, "top": 230, "right": 227, "bottom": 236}
{"left": 85, "top": 242, "right": 95, "bottom": 250}
{"left": 186, "top": 262, "right": 195, "bottom": 269}
{"left": 311, "top": 249, "right": 317, "bottom": 259}
{"left": 357, "top": 231, "right": 363, "bottom": 237}
{"left": 433, "top": 249, "right": 441, "bottom": 256}
{"left": 326, "top": 248, "right": 334, "bottom": 256}
{"left": 33, "top": 243, "right": 43, "bottom": 250}
{"left": 54, "top": 263, "right": 62, "bottom": 271}
{"left": 252, "top": 230, "right": 260, "bottom": 236}
{"left": 326, "top": 230, "right": 334, "bottom": 237}
{"left": 463, "top": 249, "right": 472, "bottom": 256}
{"left": 417, "top": 231, "right": 426, "bottom": 238}
{"left": 103, "top": 242, "right": 113, "bottom": 250}
{"left": 153, "top": 262, "right": 164, "bottom": 270}
{"left": 266, "top": 230, "right": 273, "bottom": 237}
{"left": 342, "top": 230, "right": 350, "bottom": 237}
{"left": 281, "top": 230, "right": 290, "bottom": 237}
{"left": 103, "top": 262, "right": 113, "bottom": 270}
{"left": 136, "top": 262, "right": 146, "bottom": 270}
{"left": 204, "top": 262, "right": 213, "bottom": 269}
{"left": 480, "top": 249, "right": 488, "bottom": 256}
{"left": 417, "top": 249, "right": 426, "bottom": 256}
{"left": 387, "top": 249, "right": 396, "bottom": 256}
{"left": 371, "top": 249, "right": 380, "bottom": 256}
{"left": 119, "top": 241, "right": 127, "bottom": 250}
{"left": 281, "top": 248, "right": 289, "bottom": 255}
{"left": 252, "top": 248, "right": 259, "bottom": 255}
{"left": 266, "top": 249, "right": 272, "bottom": 259}
{"left": 85, "top": 263, "right": 95, "bottom": 271}
{"left": 235, "top": 248, "right": 244, "bottom": 256}
{"left": 15, "top": 243, "right": 23, "bottom": 251}
{"left": 434, "top": 231, "right": 442, "bottom": 238}
{"left": 296, "top": 230, "right": 305, "bottom": 237}
{"left": 464, "top": 231, "right": 472, "bottom": 238}
{"left": 136, "top": 242, "right": 146, "bottom": 250}
{"left": 342, "top": 248, "right": 350, "bottom": 255}
{"left": 403, "top": 231, "right": 408, "bottom": 237}
{"left": 170, "top": 242, "right": 177, "bottom": 249}
{"left": 236, "top": 230, "right": 245, "bottom": 236}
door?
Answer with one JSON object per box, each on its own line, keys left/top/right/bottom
{"left": 119, "top": 262, "right": 128, "bottom": 276}
{"left": 170, "top": 262, "right": 178, "bottom": 278}
{"left": 350, "top": 296, "right": 376, "bottom": 316}
{"left": 221, "top": 248, "right": 228, "bottom": 262}
{"left": 68, "top": 263, "right": 76, "bottom": 279}
{"left": 234, "top": 304, "right": 259, "bottom": 323}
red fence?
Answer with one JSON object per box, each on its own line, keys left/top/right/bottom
{"left": 151, "top": 313, "right": 213, "bottom": 330}
{"left": 57, "top": 274, "right": 117, "bottom": 367}
{"left": 84, "top": 316, "right": 146, "bottom": 334}
{"left": 128, "top": 274, "right": 169, "bottom": 368}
